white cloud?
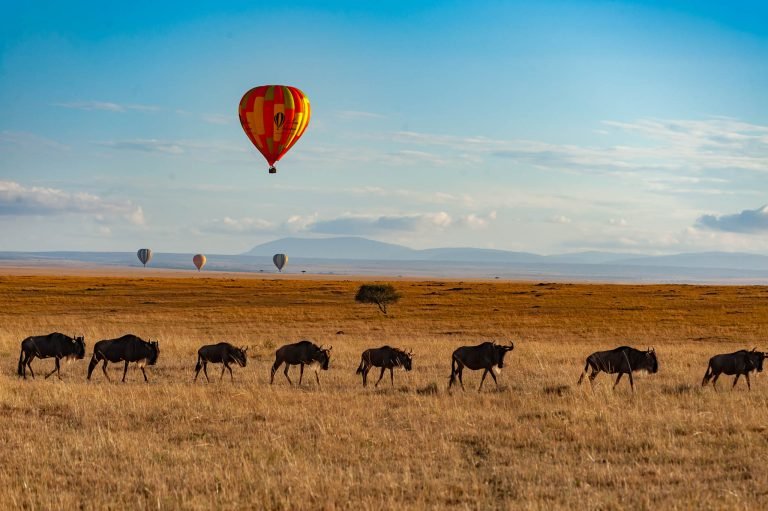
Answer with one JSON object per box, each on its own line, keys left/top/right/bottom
{"left": 306, "top": 211, "right": 494, "bottom": 235}
{"left": 54, "top": 101, "right": 159, "bottom": 113}
{"left": 549, "top": 215, "right": 572, "bottom": 225}
{"left": 202, "top": 216, "right": 275, "bottom": 234}
{"left": 0, "top": 180, "right": 145, "bottom": 225}
{"left": 390, "top": 117, "right": 768, "bottom": 176}
{"left": 95, "top": 139, "right": 247, "bottom": 155}
{"left": 0, "top": 131, "right": 69, "bottom": 151}
{"left": 609, "top": 218, "right": 628, "bottom": 226}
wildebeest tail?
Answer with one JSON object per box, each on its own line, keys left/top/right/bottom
{"left": 701, "top": 362, "right": 713, "bottom": 386}
{"left": 195, "top": 355, "right": 203, "bottom": 373}
{"left": 86, "top": 350, "right": 103, "bottom": 380}
{"left": 17, "top": 345, "right": 24, "bottom": 376}
{"left": 355, "top": 357, "right": 365, "bottom": 375}
{"left": 448, "top": 355, "right": 458, "bottom": 386}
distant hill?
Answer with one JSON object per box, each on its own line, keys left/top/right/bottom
{"left": 610, "top": 252, "right": 768, "bottom": 271}
{"left": 245, "top": 237, "right": 768, "bottom": 270}
{"left": 3, "top": 239, "right": 768, "bottom": 283}
{"left": 244, "top": 237, "right": 416, "bottom": 260}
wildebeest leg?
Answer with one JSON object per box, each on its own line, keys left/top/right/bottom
{"left": 283, "top": 364, "right": 293, "bottom": 385}
{"left": 390, "top": 367, "right": 394, "bottom": 387}
{"left": 745, "top": 373, "right": 752, "bottom": 390}
{"left": 711, "top": 372, "right": 720, "bottom": 390}
{"left": 102, "top": 360, "right": 111, "bottom": 382}
{"left": 220, "top": 363, "right": 226, "bottom": 381}
{"left": 732, "top": 374, "right": 740, "bottom": 389}
{"left": 479, "top": 369, "right": 489, "bottom": 391}
{"left": 489, "top": 369, "right": 499, "bottom": 388}
{"left": 628, "top": 371, "right": 635, "bottom": 392}
{"left": 457, "top": 367, "right": 465, "bottom": 390}
{"left": 270, "top": 360, "right": 282, "bottom": 384}
{"left": 362, "top": 367, "right": 369, "bottom": 387}
{"left": 140, "top": 366, "right": 148, "bottom": 383}
{"left": 375, "top": 367, "right": 385, "bottom": 387}
{"left": 315, "top": 369, "right": 321, "bottom": 387}
{"left": 588, "top": 369, "right": 599, "bottom": 385}
{"left": 26, "top": 355, "right": 36, "bottom": 379}
{"left": 613, "top": 372, "right": 623, "bottom": 389}
{"left": 202, "top": 362, "right": 210, "bottom": 383}
{"left": 122, "top": 360, "right": 130, "bottom": 382}
{"left": 44, "top": 358, "right": 61, "bottom": 379}
{"left": 299, "top": 364, "right": 305, "bottom": 385}
{"left": 227, "top": 363, "right": 234, "bottom": 382}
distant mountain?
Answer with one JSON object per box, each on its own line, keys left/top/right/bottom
{"left": 417, "top": 247, "right": 544, "bottom": 263}
{"left": 544, "top": 251, "right": 642, "bottom": 265}
{"left": 611, "top": 252, "right": 768, "bottom": 271}
{"left": 243, "top": 237, "right": 417, "bottom": 260}
{"left": 244, "top": 237, "right": 768, "bottom": 271}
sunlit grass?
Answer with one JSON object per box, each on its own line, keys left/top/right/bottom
{"left": 0, "top": 274, "right": 767, "bottom": 509}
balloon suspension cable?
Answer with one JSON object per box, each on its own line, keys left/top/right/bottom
{"left": 268, "top": 166, "right": 277, "bottom": 174}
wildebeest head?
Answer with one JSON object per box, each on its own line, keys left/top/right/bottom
{"left": 73, "top": 335, "right": 86, "bottom": 359}
{"left": 233, "top": 346, "right": 248, "bottom": 367}
{"left": 494, "top": 342, "right": 515, "bottom": 368}
{"left": 748, "top": 348, "right": 765, "bottom": 373}
{"left": 316, "top": 345, "right": 332, "bottom": 370}
{"left": 397, "top": 348, "right": 413, "bottom": 371}
{"left": 645, "top": 347, "right": 659, "bottom": 374}
{"left": 148, "top": 340, "right": 160, "bottom": 365}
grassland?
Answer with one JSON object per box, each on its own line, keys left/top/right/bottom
{"left": 1, "top": 272, "right": 768, "bottom": 510}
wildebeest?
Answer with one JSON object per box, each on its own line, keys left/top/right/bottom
{"left": 87, "top": 334, "right": 160, "bottom": 382}
{"left": 702, "top": 348, "right": 767, "bottom": 390}
{"left": 355, "top": 346, "right": 413, "bottom": 387}
{"left": 194, "top": 342, "right": 248, "bottom": 382}
{"left": 448, "top": 341, "right": 514, "bottom": 391}
{"left": 577, "top": 346, "right": 658, "bottom": 391}
{"left": 270, "top": 340, "right": 331, "bottom": 386}
{"left": 17, "top": 332, "right": 86, "bottom": 380}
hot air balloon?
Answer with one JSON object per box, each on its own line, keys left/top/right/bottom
{"left": 273, "top": 254, "right": 288, "bottom": 272}
{"left": 137, "top": 248, "right": 152, "bottom": 267}
{"left": 193, "top": 254, "right": 206, "bottom": 272}
{"left": 238, "top": 85, "right": 311, "bottom": 174}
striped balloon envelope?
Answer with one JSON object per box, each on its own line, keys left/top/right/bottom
{"left": 273, "top": 253, "right": 288, "bottom": 272}
{"left": 137, "top": 248, "right": 152, "bottom": 267}
{"left": 238, "top": 85, "right": 311, "bottom": 174}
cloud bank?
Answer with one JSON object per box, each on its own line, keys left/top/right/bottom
{"left": 0, "top": 181, "right": 144, "bottom": 225}
{"left": 697, "top": 205, "right": 768, "bottom": 233}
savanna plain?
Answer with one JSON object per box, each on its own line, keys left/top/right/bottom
{"left": 1, "top": 271, "right": 767, "bottom": 510}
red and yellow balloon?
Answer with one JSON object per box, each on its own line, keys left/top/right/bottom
{"left": 238, "top": 85, "right": 311, "bottom": 174}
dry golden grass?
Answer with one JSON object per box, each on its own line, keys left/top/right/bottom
{"left": 1, "top": 273, "right": 768, "bottom": 510}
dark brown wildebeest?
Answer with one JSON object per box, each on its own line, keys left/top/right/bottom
{"left": 17, "top": 332, "right": 86, "bottom": 380}
{"left": 87, "top": 334, "right": 160, "bottom": 383}
{"left": 270, "top": 340, "right": 331, "bottom": 386}
{"left": 448, "top": 341, "right": 514, "bottom": 391}
{"left": 194, "top": 342, "right": 248, "bottom": 382}
{"left": 702, "top": 348, "right": 767, "bottom": 390}
{"left": 355, "top": 346, "right": 413, "bottom": 387}
{"left": 577, "top": 346, "right": 658, "bottom": 391}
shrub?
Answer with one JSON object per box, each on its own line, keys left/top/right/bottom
{"left": 355, "top": 284, "right": 401, "bottom": 315}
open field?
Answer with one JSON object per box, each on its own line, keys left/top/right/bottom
{"left": 1, "top": 273, "right": 768, "bottom": 509}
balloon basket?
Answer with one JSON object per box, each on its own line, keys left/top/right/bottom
{"left": 268, "top": 166, "right": 277, "bottom": 174}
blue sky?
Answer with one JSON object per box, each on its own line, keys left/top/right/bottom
{"left": 1, "top": 0, "right": 767, "bottom": 254}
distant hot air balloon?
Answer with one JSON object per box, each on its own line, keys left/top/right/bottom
{"left": 273, "top": 254, "right": 288, "bottom": 272}
{"left": 137, "top": 248, "right": 152, "bottom": 267}
{"left": 238, "top": 85, "right": 311, "bottom": 174}
{"left": 193, "top": 254, "right": 206, "bottom": 272}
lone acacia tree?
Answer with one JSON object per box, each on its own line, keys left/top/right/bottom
{"left": 355, "top": 284, "right": 401, "bottom": 315}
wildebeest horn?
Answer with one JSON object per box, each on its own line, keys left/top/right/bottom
{"left": 752, "top": 347, "right": 757, "bottom": 352}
